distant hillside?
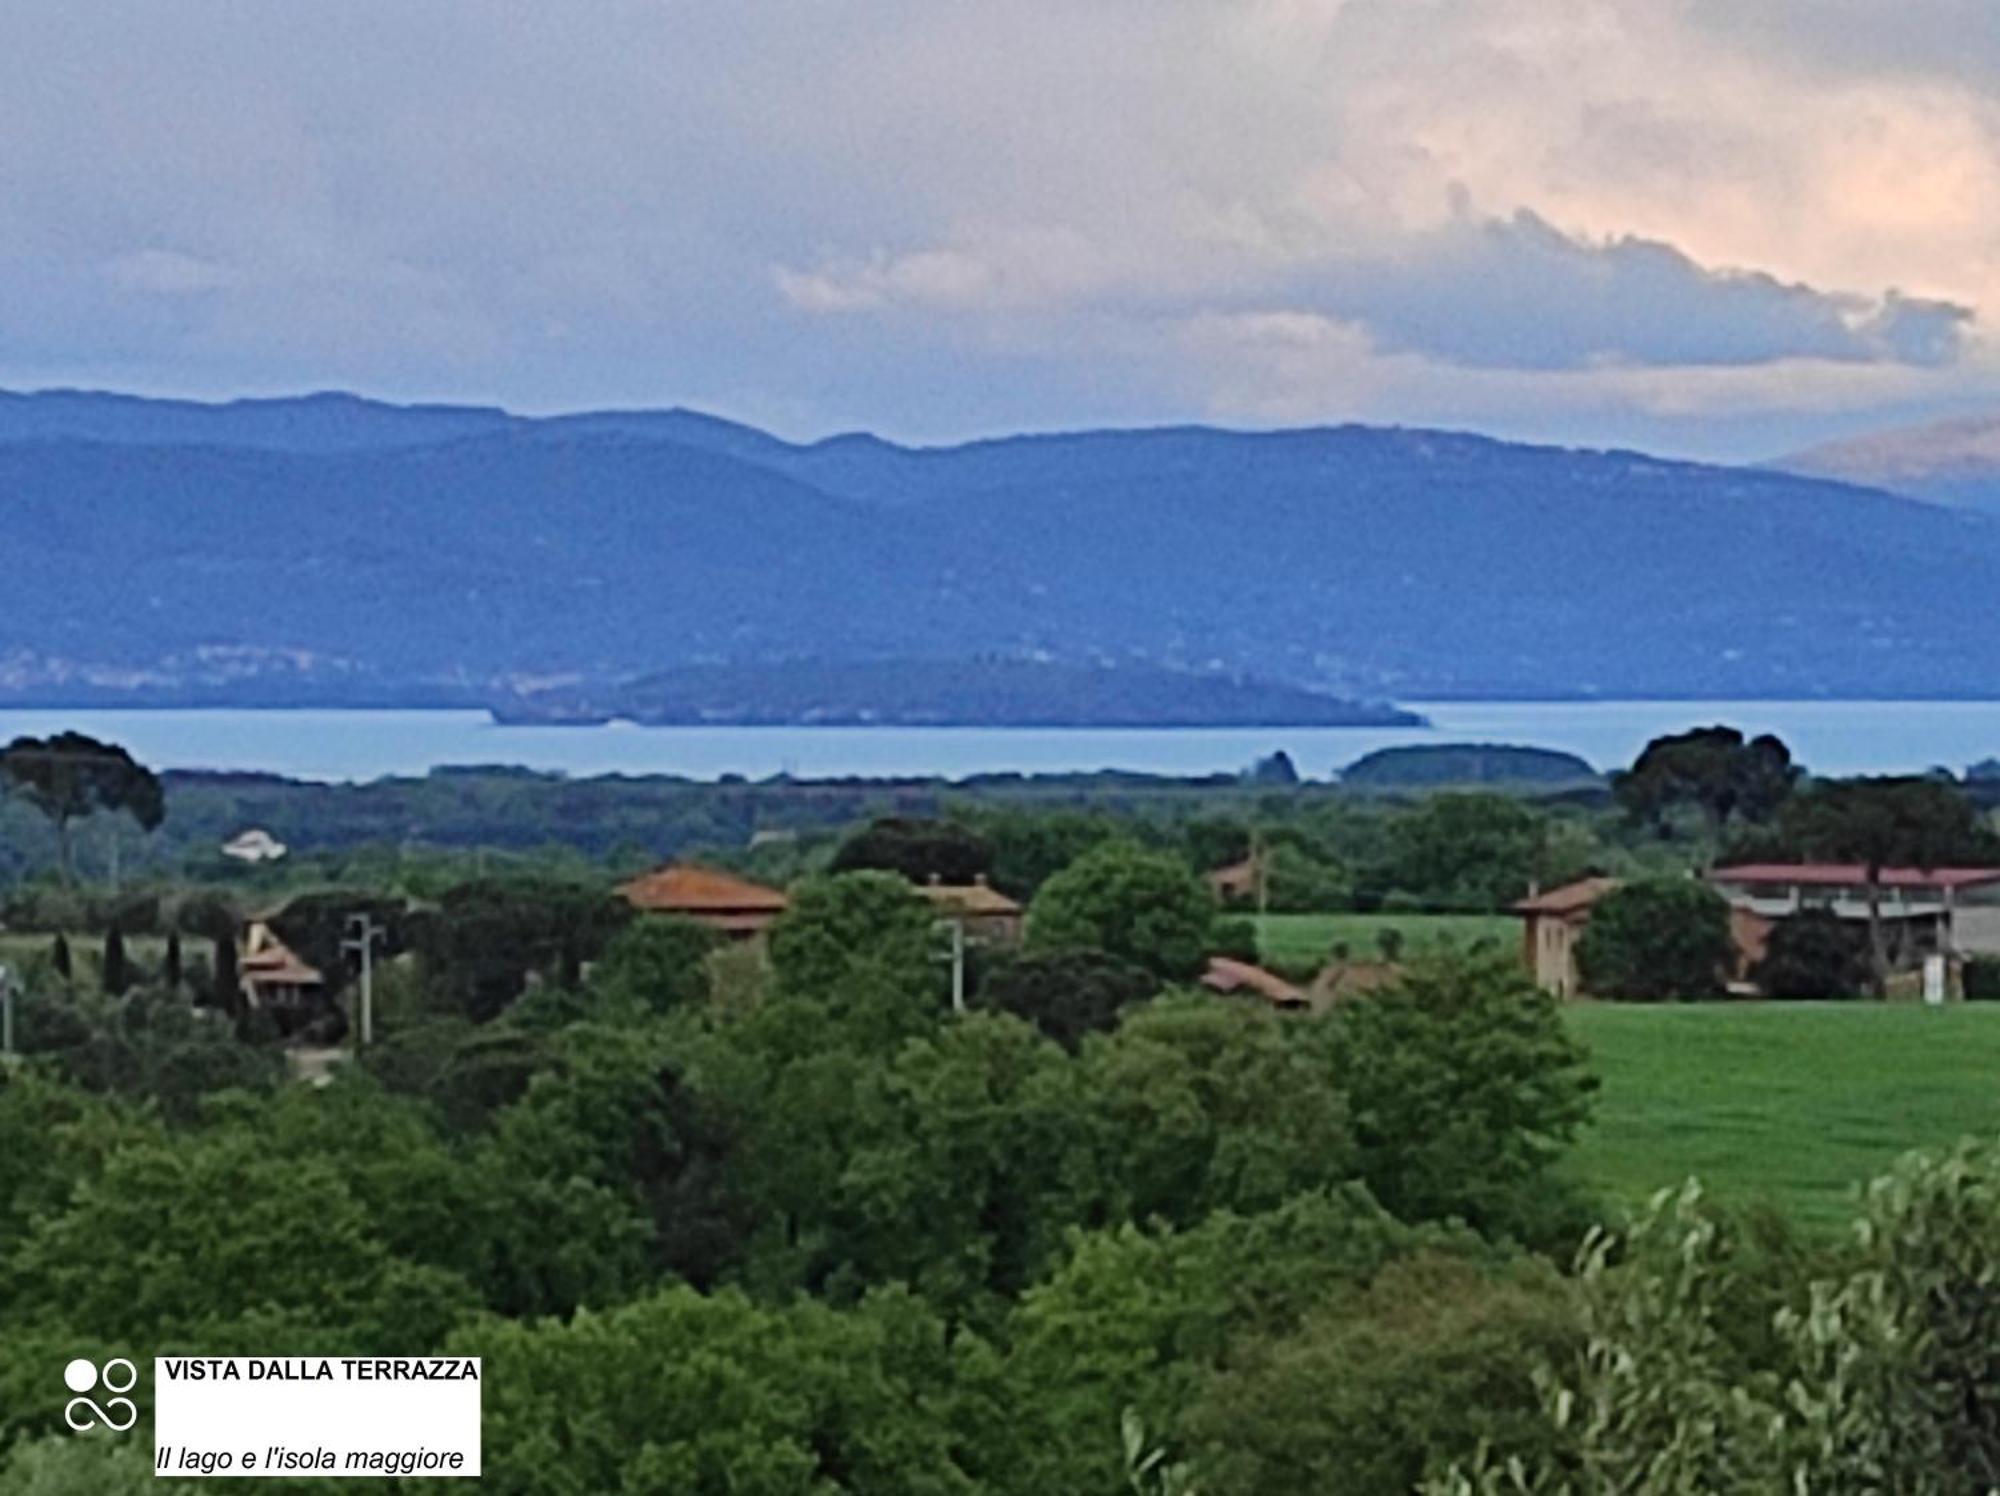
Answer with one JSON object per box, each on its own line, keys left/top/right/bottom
{"left": 495, "top": 658, "right": 1419, "bottom": 728}
{"left": 1337, "top": 743, "right": 1601, "bottom": 788}
{"left": 1775, "top": 410, "right": 2000, "bottom": 514}
{"left": 7, "top": 388, "right": 2000, "bottom": 706}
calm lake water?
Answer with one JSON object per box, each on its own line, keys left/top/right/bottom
{"left": 1, "top": 702, "right": 1997, "bottom": 783}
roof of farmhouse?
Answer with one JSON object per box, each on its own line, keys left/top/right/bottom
{"left": 1710, "top": 864, "right": 2000, "bottom": 890}
{"left": 914, "top": 876, "right": 1022, "bottom": 915}
{"left": 618, "top": 864, "right": 790, "bottom": 913}
{"left": 1512, "top": 876, "right": 1621, "bottom": 916}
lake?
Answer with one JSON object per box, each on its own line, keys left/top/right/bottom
{"left": 1, "top": 701, "right": 1996, "bottom": 783}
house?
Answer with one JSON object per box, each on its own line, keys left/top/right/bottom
{"left": 1200, "top": 956, "right": 1309, "bottom": 1011}
{"left": 617, "top": 863, "right": 790, "bottom": 939}
{"left": 1511, "top": 877, "right": 1622, "bottom": 998}
{"left": 1207, "top": 857, "right": 1262, "bottom": 906}
{"left": 1706, "top": 864, "right": 2000, "bottom": 960}
{"left": 914, "top": 874, "right": 1024, "bottom": 943}
{"left": 238, "top": 920, "right": 325, "bottom": 1017}
{"left": 221, "top": 828, "right": 288, "bottom": 864}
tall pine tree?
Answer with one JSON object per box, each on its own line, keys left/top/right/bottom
{"left": 212, "top": 933, "right": 239, "bottom": 1013}
{"left": 102, "top": 925, "right": 129, "bottom": 995}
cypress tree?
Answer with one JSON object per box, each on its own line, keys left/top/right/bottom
{"left": 51, "top": 933, "right": 72, "bottom": 983}
{"left": 164, "top": 929, "right": 184, "bottom": 990}
{"left": 212, "top": 933, "right": 240, "bottom": 1013}
{"left": 103, "top": 925, "right": 129, "bottom": 995}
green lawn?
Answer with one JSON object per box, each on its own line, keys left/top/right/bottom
{"left": 1252, "top": 912, "right": 1515, "bottom": 967}
{"left": 1566, "top": 1003, "right": 2000, "bottom": 1230}
{"left": 0, "top": 930, "right": 176, "bottom": 977}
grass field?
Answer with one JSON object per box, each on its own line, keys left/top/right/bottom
{"left": 1252, "top": 912, "right": 1515, "bottom": 967}
{"left": 1566, "top": 1003, "right": 2000, "bottom": 1230}
{"left": 0, "top": 931, "right": 176, "bottom": 978}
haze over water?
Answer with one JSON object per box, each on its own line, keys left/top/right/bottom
{"left": 2, "top": 702, "right": 1995, "bottom": 784}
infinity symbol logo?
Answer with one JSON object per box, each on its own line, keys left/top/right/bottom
{"left": 63, "top": 1357, "right": 138, "bottom": 1433}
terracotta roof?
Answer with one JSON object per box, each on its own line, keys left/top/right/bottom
{"left": 1512, "top": 876, "right": 1621, "bottom": 915}
{"left": 618, "top": 863, "right": 790, "bottom": 914}
{"left": 240, "top": 930, "right": 322, "bottom": 988}
{"left": 1709, "top": 863, "right": 2000, "bottom": 891}
{"left": 1199, "top": 957, "right": 1307, "bottom": 1007}
{"left": 915, "top": 880, "right": 1022, "bottom": 916}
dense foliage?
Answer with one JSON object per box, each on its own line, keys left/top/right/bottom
{"left": 5, "top": 726, "right": 2000, "bottom": 1491}
{"left": 1575, "top": 877, "right": 1736, "bottom": 1001}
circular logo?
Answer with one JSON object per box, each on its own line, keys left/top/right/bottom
{"left": 64, "top": 1357, "right": 138, "bottom": 1433}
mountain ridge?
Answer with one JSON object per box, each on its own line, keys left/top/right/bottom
{"left": 1774, "top": 409, "right": 2000, "bottom": 514}
{"left": 5, "top": 387, "right": 2000, "bottom": 708}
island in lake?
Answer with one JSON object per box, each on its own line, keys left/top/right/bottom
{"left": 489, "top": 658, "right": 1423, "bottom": 729}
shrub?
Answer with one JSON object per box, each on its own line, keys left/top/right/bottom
{"left": 1326, "top": 954, "right": 1598, "bottom": 1244}
{"left": 1208, "top": 916, "right": 1260, "bottom": 963}
{"left": 1027, "top": 843, "right": 1216, "bottom": 982}
{"left": 978, "top": 948, "right": 1158, "bottom": 1050}
{"left": 1965, "top": 957, "right": 2000, "bottom": 1001}
{"left": 1752, "top": 908, "right": 1869, "bottom": 999}
{"left": 1575, "top": 878, "right": 1734, "bottom": 1001}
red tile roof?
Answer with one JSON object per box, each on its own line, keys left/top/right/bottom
{"left": 915, "top": 880, "right": 1023, "bottom": 916}
{"left": 618, "top": 864, "right": 790, "bottom": 914}
{"left": 1512, "top": 877, "right": 1621, "bottom": 915}
{"left": 1200, "top": 957, "right": 1307, "bottom": 1007}
{"left": 1709, "top": 863, "right": 2000, "bottom": 890}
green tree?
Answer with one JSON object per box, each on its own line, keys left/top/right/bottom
{"left": 589, "top": 914, "right": 720, "bottom": 1014}
{"left": 1327, "top": 954, "right": 1597, "bottom": 1242}
{"left": 101, "top": 924, "right": 129, "bottom": 995}
{"left": 455, "top": 1285, "right": 986, "bottom": 1496}
{"left": 1614, "top": 726, "right": 1798, "bottom": 844}
{"left": 1779, "top": 776, "right": 1997, "bottom": 996}
{"left": 1005, "top": 1187, "right": 1450, "bottom": 1496}
{"left": 819, "top": 1013, "right": 1102, "bottom": 1312}
{"left": 1752, "top": 908, "right": 1870, "bottom": 999}
{"left": 1080, "top": 995, "right": 1355, "bottom": 1229}
{"left": 965, "top": 808, "right": 1122, "bottom": 899}
{"left": 1575, "top": 878, "right": 1735, "bottom": 1001}
{"left": 977, "top": 948, "right": 1158, "bottom": 1051}
{"left": 211, "top": 931, "right": 238, "bottom": 1013}
{"left": 1375, "top": 794, "right": 1556, "bottom": 911}
{"left": 767, "top": 871, "right": 942, "bottom": 1013}
{"left": 1, "top": 1131, "right": 475, "bottom": 1350}
{"left": 1431, "top": 1152, "right": 2000, "bottom": 1496}
{"left": 39, "top": 987, "right": 283, "bottom": 1123}
{"left": 0, "top": 1437, "right": 180, "bottom": 1496}
{"left": 162, "top": 929, "right": 182, "bottom": 990}
{"left": 0, "top": 733, "right": 164, "bottom": 886}
{"left": 830, "top": 817, "right": 992, "bottom": 884}
{"left": 482, "top": 1019, "right": 748, "bottom": 1297}
{"left": 1027, "top": 843, "right": 1215, "bottom": 981}
{"left": 1258, "top": 841, "right": 1351, "bottom": 913}
{"left": 413, "top": 877, "right": 629, "bottom": 1021}
{"left": 1186, "top": 1252, "right": 1578, "bottom": 1496}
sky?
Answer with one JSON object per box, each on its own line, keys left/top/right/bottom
{"left": 2, "top": 0, "right": 1997, "bottom": 461}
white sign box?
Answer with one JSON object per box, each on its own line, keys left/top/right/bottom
{"left": 153, "top": 1358, "right": 480, "bottom": 1478}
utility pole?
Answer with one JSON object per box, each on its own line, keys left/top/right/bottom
{"left": 934, "top": 918, "right": 966, "bottom": 1015}
{"left": 341, "top": 914, "right": 385, "bottom": 1049}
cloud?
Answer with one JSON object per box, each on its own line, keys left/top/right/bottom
{"left": 784, "top": 209, "right": 1976, "bottom": 374}
{"left": 1291, "top": 211, "right": 1976, "bottom": 371}
{"left": 0, "top": 0, "right": 1996, "bottom": 460}
{"left": 102, "top": 249, "right": 238, "bottom": 297}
